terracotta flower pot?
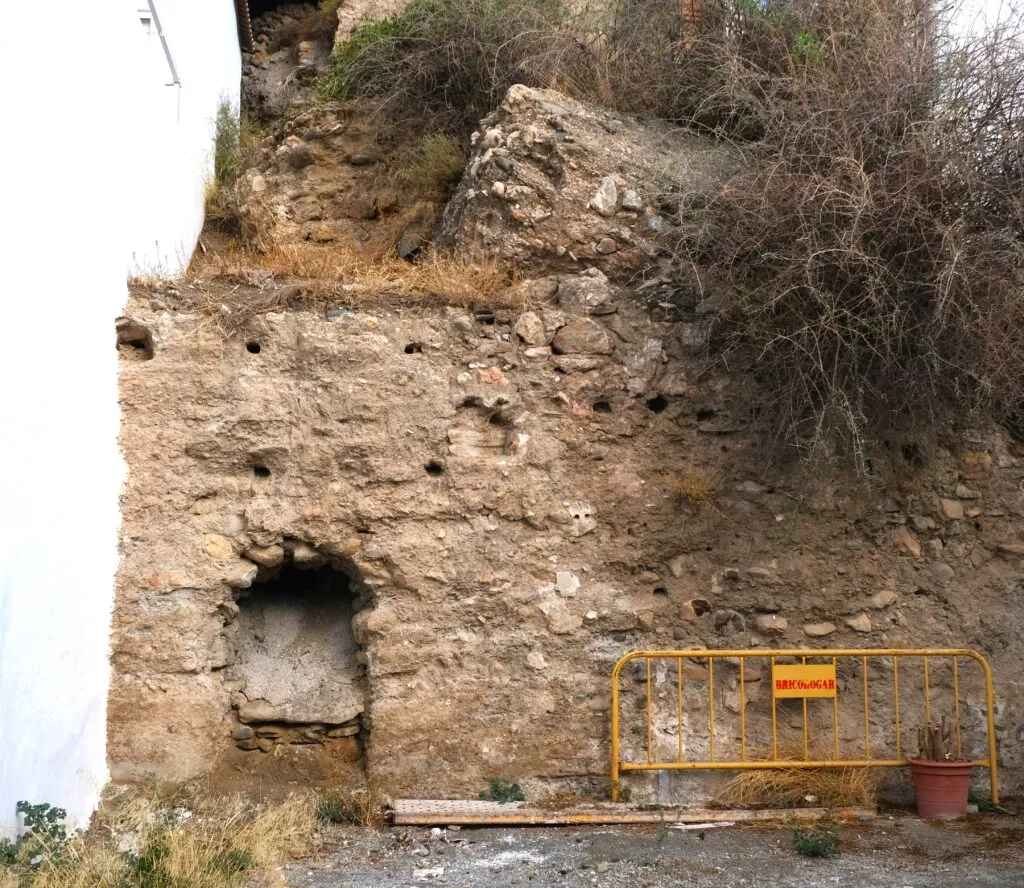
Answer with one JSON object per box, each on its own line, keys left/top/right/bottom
{"left": 907, "top": 759, "right": 973, "bottom": 820}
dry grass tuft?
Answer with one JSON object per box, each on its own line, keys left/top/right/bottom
{"left": 399, "top": 133, "right": 466, "bottom": 199}
{"left": 716, "top": 764, "right": 878, "bottom": 810}
{"left": 666, "top": 468, "right": 720, "bottom": 504}
{"left": 315, "top": 779, "right": 389, "bottom": 829}
{"left": 4, "top": 783, "right": 317, "bottom": 888}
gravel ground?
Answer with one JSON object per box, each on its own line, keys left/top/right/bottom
{"left": 284, "top": 814, "right": 1024, "bottom": 888}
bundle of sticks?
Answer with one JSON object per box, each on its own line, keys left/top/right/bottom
{"left": 917, "top": 716, "right": 954, "bottom": 761}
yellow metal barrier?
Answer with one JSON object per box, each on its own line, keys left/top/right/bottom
{"left": 610, "top": 649, "right": 999, "bottom": 804}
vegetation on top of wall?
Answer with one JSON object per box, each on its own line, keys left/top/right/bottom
{"left": 317, "top": 0, "right": 601, "bottom": 136}
{"left": 204, "top": 101, "right": 262, "bottom": 234}
{"left": 312, "top": 0, "right": 1024, "bottom": 465}
{"left": 672, "top": 0, "right": 1024, "bottom": 463}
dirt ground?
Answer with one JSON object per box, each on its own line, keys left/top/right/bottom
{"left": 283, "top": 815, "right": 1024, "bottom": 888}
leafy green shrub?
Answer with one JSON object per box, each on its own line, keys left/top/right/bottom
{"left": 479, "top": 779, "right": 526, "bottom": 803}
{"left": 0, "top": 801, "right": 71, "bottom": 870}
{"left": 791, "top": 815, "right": 840, "bottom": 858}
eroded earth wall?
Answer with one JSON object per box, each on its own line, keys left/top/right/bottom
{"left": 112, "top": 281, "right": 1024, "bottom": 801}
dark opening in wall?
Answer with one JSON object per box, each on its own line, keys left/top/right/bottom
{"left": 246, "top": 341, "right": 262, "bottom": 354}
{"left": 252, "top": 464, "right": 271, "bottom": 479}
{"left": 229, "top": 559, "right": 367, "bottom": 750}
{"left": 696, "top": 408, "right": 717, "bottom": 422}
{"left": 404, "top": 342, "right": 424, "bottom": 354}
{"left": 424, "top": 460, "right": 445, "bottom": 476}
{"left": 116, "top": 317, "right": 155, "bottom": 361}
{"left": 593, "top": 400, "right": 613, "bottom": 413}
{"left": 646, "top": 395, "right": 668, "bottom": 413}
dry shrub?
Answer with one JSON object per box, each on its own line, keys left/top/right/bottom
{"left": 322, "top": 0, "right": 1024, "bottom": 460}
{"left": 4, "top": 784, "right": 315, "bottom": 888}
{"left": 716, "top": 765, "right": 879, "bottom": 810}
{"left": 318, "top": 0, "right": 603, "bottom": 135}
{"left": 658, "top": 0, "right": 1024, "bottom": 461}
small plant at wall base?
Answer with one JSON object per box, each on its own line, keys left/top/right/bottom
{"left": 0, "top": 801, "right": 71, "bottom": 869}
{"left": 479, "top": 779, "right": 525, "bottom": 803}
{"left": 791, "top": 815, "right": 840, "bottom": 858}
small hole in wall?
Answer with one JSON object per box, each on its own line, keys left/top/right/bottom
{"left": 489, "top": 412, "right": 512, "bottom": 427}
{"left": 696, "top": 408, "right": 717, "bottom": 421}
{"left": 653, "top": 586, "right": 669, "bottom": 597}
{"left": 646, "top": 395, "right": 668, "bottom": 413}
{"left": 116, "top": 318, "right": 155, "bottom": 361}
{"left": 246, "top": 341, "right": 262, "bottom": 354}
{"left": 253, "top": 465, "right": 271, "bottom": 478}
{"left": 424, "top": 460, "right": 445, "bottom": 476}
{"left": 593, "top": 400, "right": 613, "bottom": 413}
{"left": 404, "top": 342, "right": 424, "bottom": 354}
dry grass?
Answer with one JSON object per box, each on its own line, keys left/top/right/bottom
{"left": 2, "top": 783, "right": 317, "bottom": 888}
{"left": 315, "top": 779, "right": 389, "bottom": 829}
{"left": 666, "top": 468, "right": 720, "bottom": 503}
{"left": 185, "top": 240, "right": 517, "bottom": 327}
{"left": 399, "top": 133, "right": 465, "bottom": 199}
{"left": 716, "top": 760, "right": 878, "bottom": 810}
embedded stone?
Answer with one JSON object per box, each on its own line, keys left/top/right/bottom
{"left": 551, "top": 318, "right": 613, "bottom": 355}
{"left": 555, "top": 571, "right": 580, "bottom": 597}
{"left": 245, "top": 544, "right": 285, "bottom": 568}
{"left": 803, "top": 622, "right": 837, "bottom": 638}
{"left": 931, "top": 563, "right": 955, "bottom": 583}
{"left": 589, "top": 177, "right": 619, "bottom": 217}
{"left": 869, "top": 590, "right": 898, "bottom": 609}
{"left": 224, "top": 561, "right": 258, "bottom": 589}
{"left": 514, "top": 311, "right": 548, "bottom": 346}
{"left": 940, "top": 498, "right": 964, "bottom": 520}
{"left": 203, "top": 534, "right": 234, "bottom": 561}
{"left": 844, "top": 613, "right": 872, "bottom": 633}
{"left": 237, "top": 700, "right": 282, "bottom": 723}
{"left": 621, "top": 189, "right": 643, "bottom": 211}
{"left": 288, "top": 541, "right": 327, "bottom": 567}
{"left": 891, "top": 526, "right": 922, "bottom": 558}
{"left": 754, "top": 614, "right": 788, "bottom": 635}
{"left": 231, "top": 725, "right": 254, "bottom": 741}
{"left": 996, "top": 542, "right": 1024, "bottom": 558}
{"left": 713, "top": 609, "right": 745, "bottom": 636}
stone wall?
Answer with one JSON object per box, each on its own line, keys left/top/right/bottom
{"left": 112, "top": 276, "right": 1024, "bottom": 801}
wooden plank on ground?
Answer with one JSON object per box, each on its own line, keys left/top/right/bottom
{"left": 392, "top": 800, "right": 876, "bottom": 826}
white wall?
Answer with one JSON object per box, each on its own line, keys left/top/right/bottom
{"left": 0, "top": 0, "right": 239, "bottom": 838}
{"left": 128, "top": 0, "right": 242, "bottom": 276}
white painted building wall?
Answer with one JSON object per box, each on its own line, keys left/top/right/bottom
{"left": 129, "top": 1, "right": 243, "bottom": 276}
{"left": 0, "top": 0, "right": 240, "bottom": 838}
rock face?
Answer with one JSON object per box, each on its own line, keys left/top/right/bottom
{"left": 113, "top": 280, "right": 1024, "bottom": 801}
{"left": 438, "top": 85, "right": 739, "bottom": 279}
